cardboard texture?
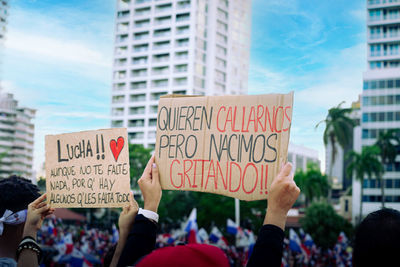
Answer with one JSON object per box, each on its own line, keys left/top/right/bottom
{"left": 45, "top": 128, "right": 131, "bottom": 208}
{"left": 155, "top": 92, "right": 294, "bottom": 201}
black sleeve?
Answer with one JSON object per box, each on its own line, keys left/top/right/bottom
{"left": 246, "top": 224, "right": 284, "bottom": 267}
{"left": 117, "top": 214, "right": 158, "bottom": 267}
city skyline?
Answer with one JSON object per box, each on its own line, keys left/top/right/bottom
{"left": 1, "top": 0, "right": 366, "bottom": 175}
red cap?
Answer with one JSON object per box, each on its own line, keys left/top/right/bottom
{"left": 136, "top": 244, "right": 230, "bottom": 267}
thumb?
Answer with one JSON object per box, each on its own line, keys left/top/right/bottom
{"left": 151, "top": 162, "right": 160, "bottom": 185}
{"left": 278, "top": 162, "right": 292, "bottom": 179}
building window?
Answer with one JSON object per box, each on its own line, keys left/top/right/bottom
{"left": 112, "top": 120, "right": 123, "bottom": 127}
{"left": 128, "top": 119, "right": 145, "bottom": 127}
{"left": 130, "top": 94, "right": 146, "bottom": 102}
{"left": 176, "top": 13, "right": 190, "bottom": 22}
{"left": 129, "top": 106, "right": 145, "bottom": 115}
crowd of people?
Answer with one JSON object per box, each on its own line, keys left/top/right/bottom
{"left": 1, "top": 157, "right": 400, "bottom": 267}
{"left": 34, "top": 216, "right": 353, "bottom": 267}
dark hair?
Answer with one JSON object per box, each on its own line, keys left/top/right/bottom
{"left": 0, "top": 175, "right": 40, "bottom": 215}
{"left": 353, "top": 208, "right": 400, "bottom": 267}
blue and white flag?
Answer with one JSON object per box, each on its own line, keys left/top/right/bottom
{"left": 289, "top": 229, "right": 302, "bottom": 253}
{"left": 226, "top": 218, "right": 239, "bottom": 235}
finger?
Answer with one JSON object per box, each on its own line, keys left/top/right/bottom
{"left": 144, "top": 155, "right": 155, "bottom": 174}
{"left": 122, "top": 205, "right": 129, "bottom": 214}
{"left": 32, "top": 193, "right": 47, "bottom": 206}
{"left": 37, "top": 204, "right": 51, "bottom": 214}
{"left": 151, "top": 162, "right": 160, "bottom": 185}
{"left": 43, "top": 210, "right": 54, "bottom": 217}
{"left": 37, "top": 201, "right": 47, "bottom": 209}
{"left": 278, "top": 162, "right": 292, "bottom": 178}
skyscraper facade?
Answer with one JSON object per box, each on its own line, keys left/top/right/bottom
{"left": 0, "top": 0, "right": 7, "bottom": 43}
{"left": 353, "top": 0, "right": 400, "bottom": 221}
{"left": 0, "top": 0, "right": 8, "bottom": 71}
{"left": 0, "top": 91, "right": 36, "bottom": 181}
{"left": 111, "top": 0, "right": 251, "bottom": 148}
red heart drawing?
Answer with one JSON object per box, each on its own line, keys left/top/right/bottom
{"left": 110, "top": 136, "right": 124, "bottom": 162}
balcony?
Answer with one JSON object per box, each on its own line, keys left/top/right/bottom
{"left": 177, "top": 1, "right": 191, "bottom": 9}
{"left": 117, "top": 11, "right": 130, "bottom": 20}
{"left": 130, "top": 94, "right": 146, "bottom": 102}
{"left": 152, "top": 54, "right": 170, "bottom": 63}
{"left": 176, "top": 13, "right": 190, "bottom": 23}
{"left": 154, "top": 29, "right": 171, "bottom": 38}
{"left": 118, "top": 0, "right": 131, "bottom": 10}
{"left": 155, "top": 4, "right": 172, "bottom": 13}
{"left": 112, "top": 96, "right": 125, "bottom": 104}
{"left": 368, "top": 0, "right": 400, "bottom": 9}
{"left": 131, "top": 82, "right": 147, "bottom": 90}
{"left": 153, "top": 41, "right": 170, "bottom": 50}
{"left": 154, "top": 16, "right": 172, "bottom": 26}
{"left": 152, "top": 79, "right": 169, "bottom": 88}
{"left": 134, "top": 7, "right": 151, "bottom": 16}
{"left": 129, "top": 107, "right": 145, "bottom": 115}
{"left": 117, "top": 23, "right": 129, "bottom": 33}
{"left": 129, "top": 119, "right": 145, "bottom": 127}
{"left": 135, "top": 0, "right": 151, "bottom": 4}
{"left": 132, "top": 57, "right": 148, "bottom": 65}
{"left": 131, "top": 69, "right": 148, "bottom": 78}
{"left": 134, "top": 19, "right": 150, "bottom": 28}
{"left": 133, "top": 44, "right": 149, "bottom": 52}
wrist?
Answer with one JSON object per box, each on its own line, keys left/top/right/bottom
{"left": 143, "top": 203, "right": 159, "bottom": 213}
{"left": 264, "top": 209, "right": 287, "bottom": 230}
{"left": 23, "top": 227, "right": 37, "bottom": 240}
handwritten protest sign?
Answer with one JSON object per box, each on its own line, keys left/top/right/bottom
{"left": 155, "top": 93, "right": 293, "bottom": 201}
{"left": 45, "top": 128, "right": 131, "bottom": 208}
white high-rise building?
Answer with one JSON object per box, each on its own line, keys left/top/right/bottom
{"left": 0, "top": 0, "right": 8, "bottom": 72}
{"left": 0, "top": 0, "right": 7, "bottom": 43}
{"left": 0, "top": 91, "right": 36, "bottom": 181}
{"left": 111, "top": 0, "right": 251, "bottom": 148}
{"left": 353, "top": 0, "right": 400, "bottom": 222}
{"left": 288, "top": 142, "right": 320, "bottom": 172}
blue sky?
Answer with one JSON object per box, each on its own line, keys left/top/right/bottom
{"left": 1, "top": 0, "right": 366, "bottom": 173}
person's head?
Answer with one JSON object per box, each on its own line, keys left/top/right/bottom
{"left": 353, "top": 208, "right": 400, "bottom": 267}
{"left": 136, "top": 244, "right": 230, "bottom": 267}
{"left": 0, "top": 175, "right": 40, "bottom": 241}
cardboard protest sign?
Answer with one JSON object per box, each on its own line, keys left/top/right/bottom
{"left": 45, "top": 128, "right": 131, "bottom": 208}
{"left": 155, "top": 93, "right": 293, "bottom": 201}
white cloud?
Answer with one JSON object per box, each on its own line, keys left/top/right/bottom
{"left": 5, "top": 31, "right": 111, "bottom": 67}
{"left": 296, "top": 43, "right": 366, "bottom": 108}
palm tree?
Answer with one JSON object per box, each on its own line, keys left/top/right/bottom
{"left": 316, "top": 102, "right": 355, "bottom": 199}
{"left": 346, "top": 145, "right": 382, "bottom": 223}
{"left": 294, "top": 162, "right": 330, "bottom": 207}
{"left": 374, "top": 129, "right": 400, "bottom": 207}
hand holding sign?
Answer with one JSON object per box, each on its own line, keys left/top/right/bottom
{"left": 45, "top": 128, "right": 131, "bottom": 208}
{"left": 264, "top": 162, "right": 300, "bottom": 230}
{"left": 138, "top": 156, "right": 162, "bottom": 213}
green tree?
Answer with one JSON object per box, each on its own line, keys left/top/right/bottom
{"left": 157, "top": 190, "right": 266, "bottom": 233}
{"left": 300, "top": 202, "right": 353, "bottom": 249}
{"left": 316, "top": 102, "right": 355, "bottom": 198}
{"left": 294, "top": 163, "right": 329, "bottom": 206}
{"left": 346, "top": 146, "right": 382, "bottom": 222}
{"left": 129, "top": 144, "right": 152, "bottom": 187}
{"left": 374, "top": 129, "right": 400, "bottom": 207}
{"left": 37, "top": 176, "right": 46, "bottom": 192}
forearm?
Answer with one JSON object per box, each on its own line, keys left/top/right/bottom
{"left": 117, "top": 215, "right": 157, "bottom": 267}
{"left": 17, "top": 228, "right": 39, "bottom": 267}
{"left": 17, "top": 250, "right": 38, "bottom": 267}
{"left": 110, "top": 231, "right": 129, "bottom": 267}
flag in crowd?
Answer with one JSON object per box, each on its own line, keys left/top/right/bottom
{"left": 184, "top": 208, "right": 199, "bottom": 244}
{"left": 35, "top": 210, "right": 353, "bottom": 267}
